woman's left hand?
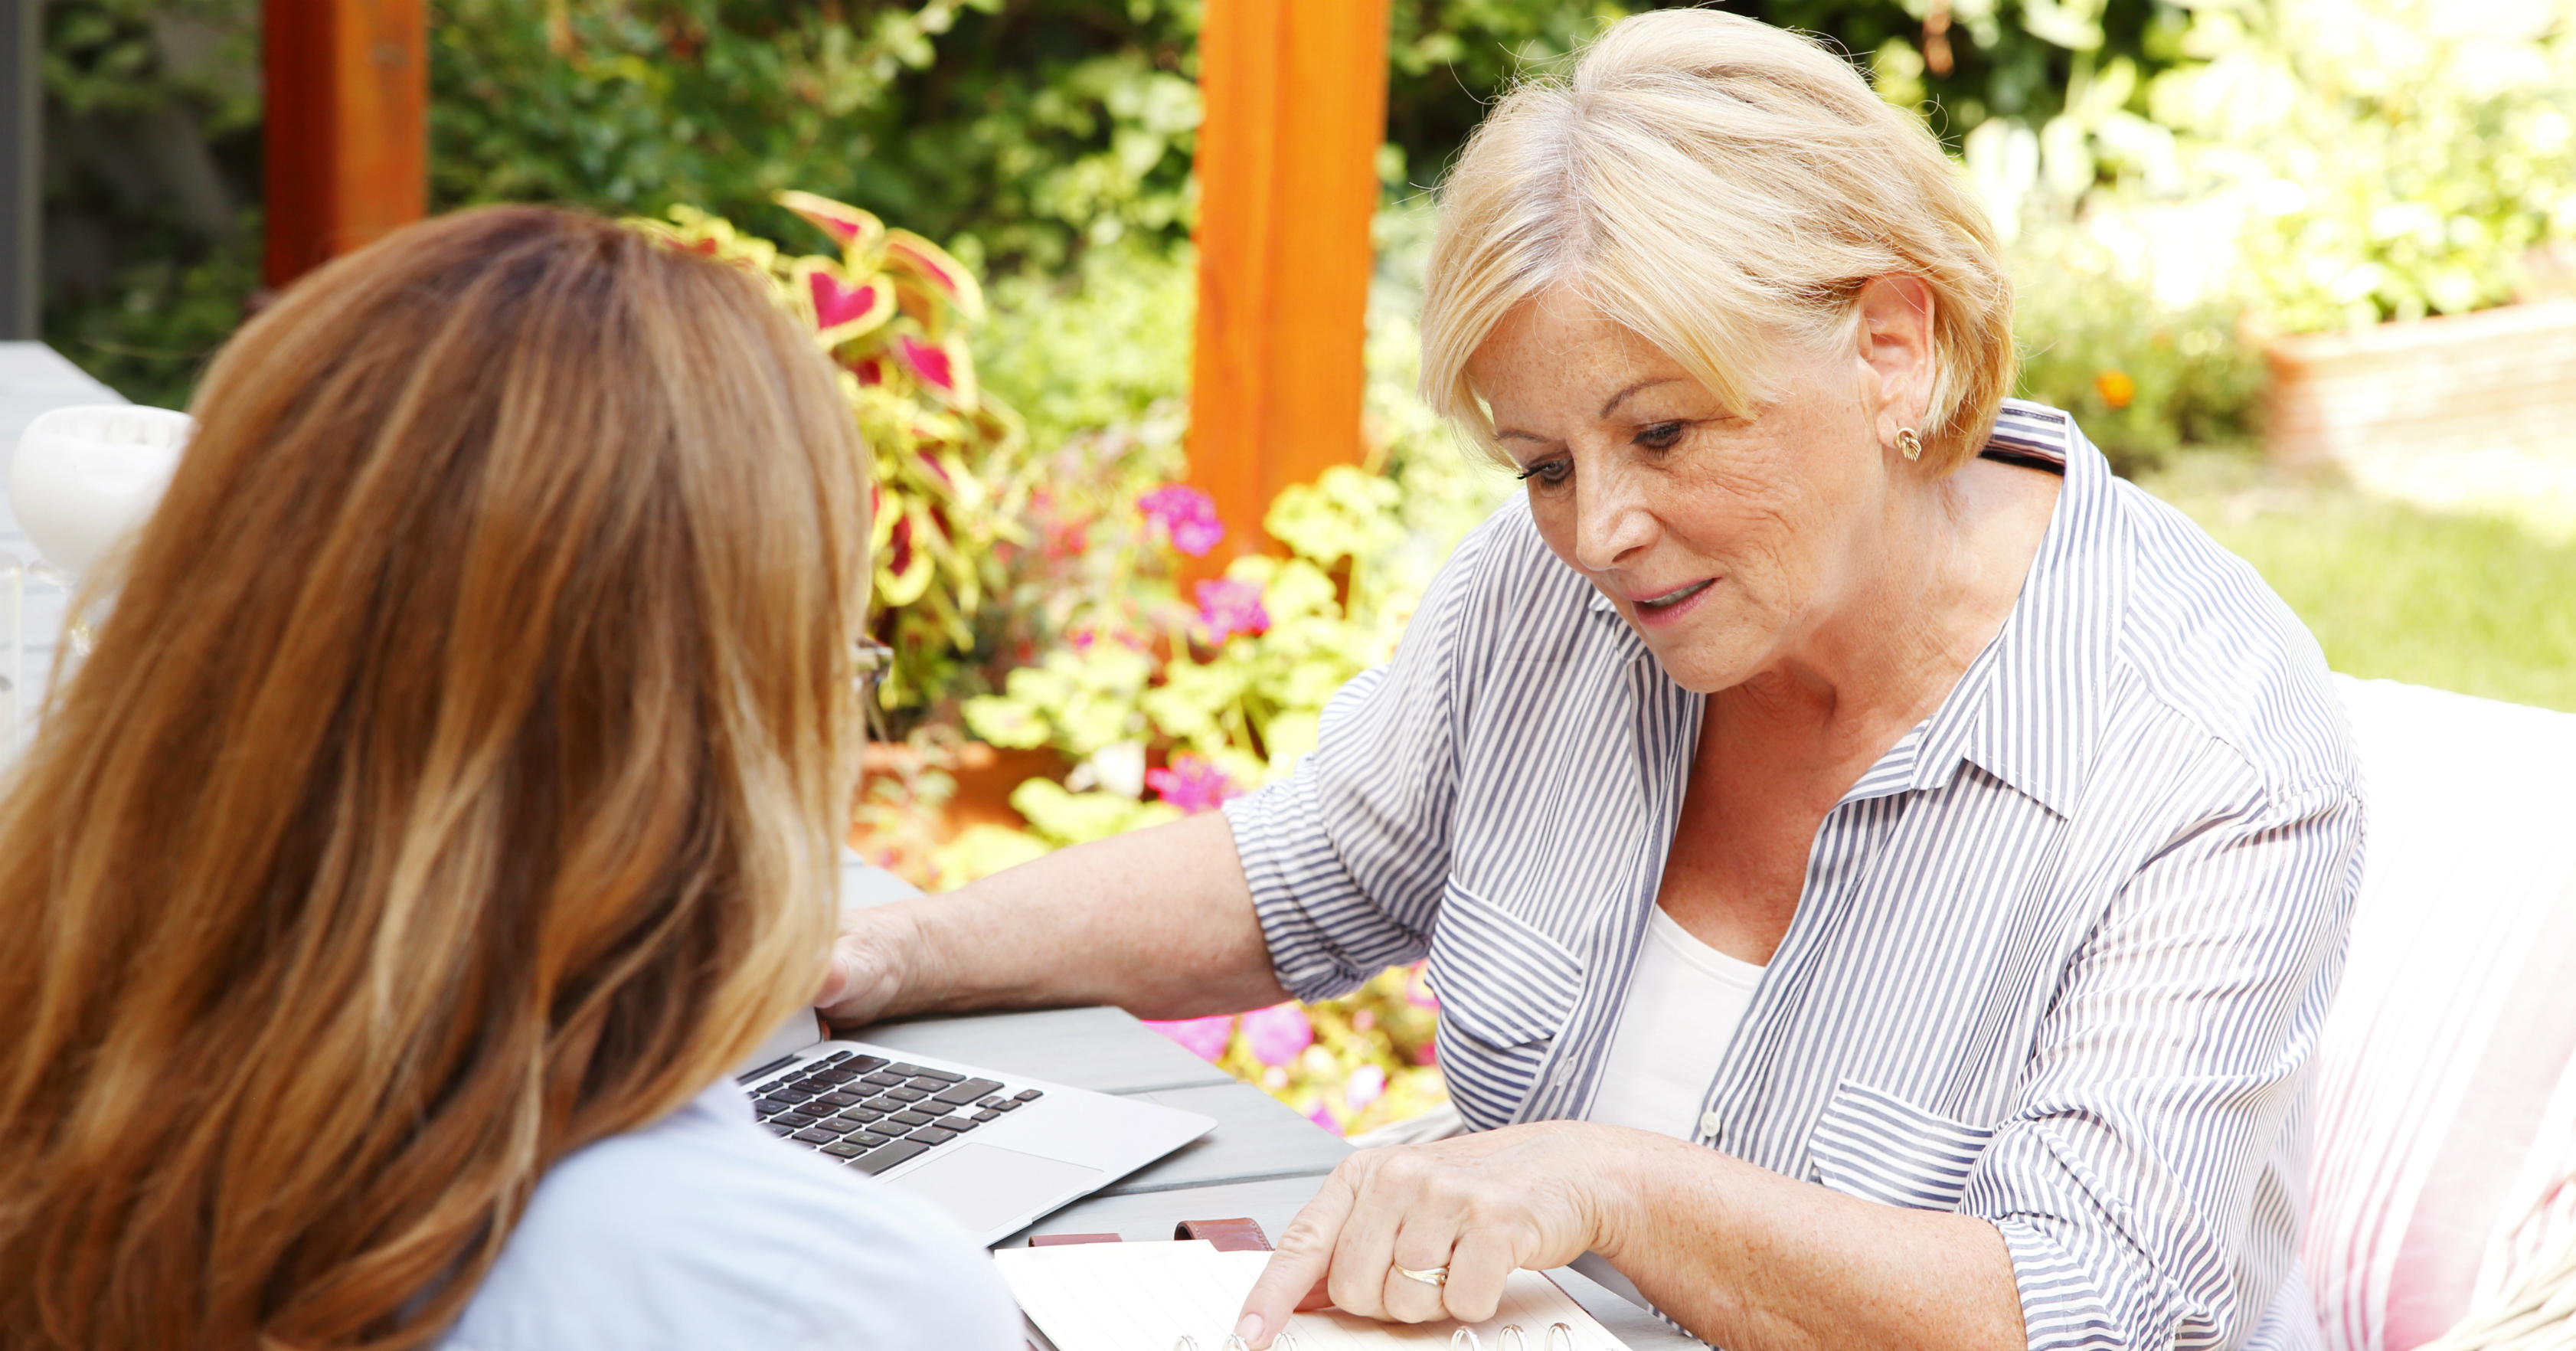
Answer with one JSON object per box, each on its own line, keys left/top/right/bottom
{"left": 1231, "top": 1121, "right": 1639, "bottom": 1348}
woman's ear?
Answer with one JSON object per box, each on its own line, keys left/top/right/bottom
{"left": 1854, "top": 274, "right": 1937, "bottom": 449}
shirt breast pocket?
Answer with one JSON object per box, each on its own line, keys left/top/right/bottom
{"left": 1427, "top": 878, "right": 1585, "bottom": 1127}
{"left": 1806, "top": 1080, "right": 1996, "bottom": 1212}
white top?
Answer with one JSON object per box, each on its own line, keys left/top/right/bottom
{"left": 439, "top": 1077, "right": 1019, "bottom": 1351}
{"left": 1587, "top": 906, "right": 1765, "bottom": 1141}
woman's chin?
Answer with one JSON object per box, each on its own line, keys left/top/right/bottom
{"left": 1641, "top": 636, "right": 1765, "bottom": 696}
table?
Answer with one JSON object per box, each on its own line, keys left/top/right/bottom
{"left": 844, "top": 860, "right": 1706, "bottom": 1349}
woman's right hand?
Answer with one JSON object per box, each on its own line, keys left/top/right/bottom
{"left": 814, "top": 904, "right": 922, "bottom": 1029}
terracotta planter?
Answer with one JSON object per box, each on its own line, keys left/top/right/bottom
{"left": 2264, "top": 300, "right": 2576, "bottom": 521}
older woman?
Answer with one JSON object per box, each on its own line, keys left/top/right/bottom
{"left": 821, "top": 11, "right": 2360, "bottom": 1350}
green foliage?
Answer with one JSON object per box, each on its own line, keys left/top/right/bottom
{"left": 430, "top": 0, "right": 1202, "bottom": 274}
{"left": 44, "top": 0, "right": 257, "bottom": 129}
{"left": 42, "top": 216, "right": 258, "bottom": 412}
{"left": 977, "top": 243, "right": 1198, "bottom": 454}
{"left": 2145, "top": 0, "right": 2576, "bottom": 330}
{"left": 1007, "top": 777, "right": 1179, "bottom": 848}
{"left": 1384, "top": 1, "right": 2192, "bottom": 185}
{"left": 427, "top": 0, "right": 2198, "bottom": 276}
{"left": 39, "top": 0, "right": 261, "bottom": 408}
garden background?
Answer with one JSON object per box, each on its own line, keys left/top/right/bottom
{"left": 43, "top": 0, "right": 2576, "bottom": 1133}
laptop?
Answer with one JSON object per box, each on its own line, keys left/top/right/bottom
{"left": 732, "top": 855, "right": 1216, "bottom": 1244}
{"left": 735, "top": 1009, "right": 1214, "bottom": 1245}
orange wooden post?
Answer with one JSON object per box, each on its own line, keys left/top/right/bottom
{"left": 1187, "top": 0, "right": 1391, "bottom": 568}
{"left": 263, "top": 0, "right": 428, "bottom": 289}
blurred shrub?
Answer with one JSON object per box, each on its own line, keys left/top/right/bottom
{"left": 2147, "top": 0, "right": 2576, "bottom": 331}
{"left": 1974, "top": 0, "right": 2576, "bottom": 336}
{"left": 39, "top": 0, "right": 260, "bottom": 407}
{"left": 53, "top": 0, "right": 2199, "bottom": 406}
{"left": 2009, "top": 224, "right": 2267, "bottom": 474}
{"left": 41, "top": 214, "right": 258, "bottom": 411}
{"left": 978, "top": 243, "right": 1197, "bottom": 456}
{"left": 1145, "top": 963, "right": 1448, "bottom": 1137}
{"left": 430, "top": 0, "right": 1203, "bottom": 275}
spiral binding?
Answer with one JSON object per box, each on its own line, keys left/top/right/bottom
{"left": 1452, "top": 1325, "right": 1579, "bottom": 1350}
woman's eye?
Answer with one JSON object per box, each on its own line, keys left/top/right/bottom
{"left": 1515, "top": 457, "right": 1573, "bottom": 490}
{"left": 1635, "top": 421, "right": 1685, "bottom": 450}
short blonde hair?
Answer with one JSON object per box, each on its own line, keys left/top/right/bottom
{"left": 1420, "top": 9, "right": 2015, "bottom": 474}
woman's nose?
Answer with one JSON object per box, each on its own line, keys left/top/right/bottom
{"left": 1573, "top": 465, "right": 1656, "bottom": 573}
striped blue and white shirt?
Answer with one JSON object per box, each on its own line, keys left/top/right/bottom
{"left": 1224, "top": 402, "right": 2364, "bottom": 1351}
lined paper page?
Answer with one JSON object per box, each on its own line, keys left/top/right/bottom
{"left": 994, "top": 1241, "right": 1634, "bottom": 1350}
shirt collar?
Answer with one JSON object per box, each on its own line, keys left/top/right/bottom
{"left": 1904, "top": 403, "right": 2117, "bottom": 817}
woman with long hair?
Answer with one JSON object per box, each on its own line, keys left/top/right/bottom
{"left": 0, "top": 207, "right": 1017, "bottom": 1350}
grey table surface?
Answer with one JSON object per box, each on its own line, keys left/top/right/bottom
{"left": 845, "top": 856, "right": 1706, "bottom": 1349}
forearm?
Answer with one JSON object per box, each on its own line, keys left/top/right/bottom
{"left": 1597, "top": 1131, "right": 2025, "bottom": 1351}
{"left": 842, "top": 810, "right": 1291, "bottom": 1024}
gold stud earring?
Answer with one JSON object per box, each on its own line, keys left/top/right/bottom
{"left": 1894, "top": 427, "right": 1924, "bottom": 461}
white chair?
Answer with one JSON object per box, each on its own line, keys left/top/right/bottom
{"left": 2307, "top": 676, "right": 2576, "bottom": 1351}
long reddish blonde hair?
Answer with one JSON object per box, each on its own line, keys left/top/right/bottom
{"left": 0, "top": 206, "right": 869, "bottom": 1349}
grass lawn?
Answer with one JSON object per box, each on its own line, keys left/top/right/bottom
{"left": 2139, "top": 451, "right": 2576, "bottom": 713}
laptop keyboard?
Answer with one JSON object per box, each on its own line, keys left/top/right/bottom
{"left": 740, "top": 1048, "right": 1044, "bottom": 1176}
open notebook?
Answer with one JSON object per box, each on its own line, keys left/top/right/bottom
{"left": 994, "top": 1239, "right": 1635, "bottom": 1350}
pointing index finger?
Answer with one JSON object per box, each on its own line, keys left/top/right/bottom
{"left": 1237, "top": 1169, "right": 1358, "bottom": 1349}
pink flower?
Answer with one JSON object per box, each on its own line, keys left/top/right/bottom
{"left": 1404, "top": 960, "right": 1438, "bottom": 1010}
{"left": 1136, "top": 484, "right": 1225, "bottom": 558}
{"left": 1306, "top": 1101, "right": 1341, "bottom": 1133}
{"left": 1241, "top": 1003, "right": 1314, "bottom": 1067}
{"left": 1194, "top": 578, "right": 1270, "bottom": 643}
{"left": 1142, "top": 1014, "right": 1236, "bottom": 1063}
{"left": 1146, "top": 752, "right": 1241, "bottom": 816}
{"left": 1345, "top": 1064, "right": 1386, "bottom": 1113}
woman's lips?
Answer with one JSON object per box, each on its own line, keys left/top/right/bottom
{"left": 1627, "top": 577, "right": 1715, "bottom": 626}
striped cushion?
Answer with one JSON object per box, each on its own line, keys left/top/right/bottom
{"left": 2307, "top": 677, "right": 2576, "bottom": 1350}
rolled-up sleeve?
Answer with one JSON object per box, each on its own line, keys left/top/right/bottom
{"left": 1963, "top": 767, "right": 2365, "bottom": 1351}
{"left": 1221, "top": 524, "right": 1503, "bottom": 1002}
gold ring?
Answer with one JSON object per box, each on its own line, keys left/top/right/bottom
{"left": 1394, "top": 1263, "right": 1450, "bottom": 1287}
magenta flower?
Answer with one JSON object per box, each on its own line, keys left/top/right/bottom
{"left": 1345, "top": 1064, "right": 1386, "bottom": 1113}
{"left": 1136, "top": 484, "right": 1225, "bottom": 558}
{"left": 1404, "top": 960, "right": 1438, "bottom": 1010}
{"left": 1241, "top": 1003, "right": 1314, "bottom": 1068}
{"left": 1194, "top": 578, "right": 1270, "bottom": 643}
{"left": 1146, "top": 752, "right": 1241, "bottom": 816}
{"left": 1142, "top": 1014, "right": 1236, "bottom": 1064}
{"left": 1306, "top": 1101, "right": 1340, "bottom": 1133}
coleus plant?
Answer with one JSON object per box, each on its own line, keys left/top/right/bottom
{"left": 628, "top": 191, "right": 1036, "bottom": 709}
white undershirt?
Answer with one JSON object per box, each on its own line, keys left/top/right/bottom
{"left": 1587, "top": 906, "right": 1767, "bottom": 1141}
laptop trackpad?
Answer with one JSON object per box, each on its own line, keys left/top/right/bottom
{"left": 889, "top": 1143, "right": 1103, "bottom": 1233}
